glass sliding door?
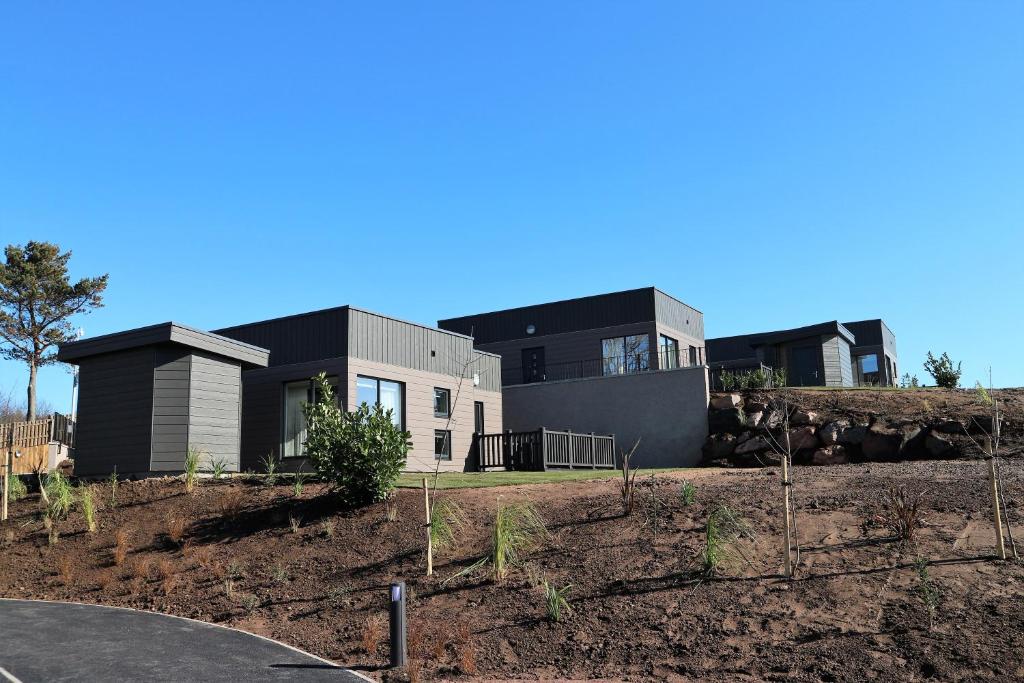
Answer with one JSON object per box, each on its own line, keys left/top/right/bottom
{"left": 283, "top": 376, "right": 338, "bottom": 458}
{"left": 658, "top": 334, "right": 678, "bottom": 369}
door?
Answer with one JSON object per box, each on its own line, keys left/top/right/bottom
{"left": 521, "top": 347, "right": 545, "bottom": 384}
{"left": 474, "top": 401, "right": 485, "bottom": 434}
{"left": 790, "top": 346, "right": 821, "bottom": 386}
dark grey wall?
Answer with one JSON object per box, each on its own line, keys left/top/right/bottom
{"left": 214, "top": 308, "right": 348, "bottom": 367}
{"left": 501, "top": 367, "right": 710, "bottom": 467}
{"left": 821, "top": 334, "right": 854, "bottom": 387}
{"left": 74, "top": 348, "right": 155, "bottom": 476}
{"left": 150, "top": 348, "right": 191, "bottom": 471}
{"left": 653, "top": 289, "right": 704, "bottom": 341}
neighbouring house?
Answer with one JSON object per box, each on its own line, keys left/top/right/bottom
{"left": 211, "top": 306, "right": 502, "bottom": 473}
{"left": 438, "top": 287, "right": 711, "bottom": 467}
{"left": 56, "top": 323, "right": 270, "bottom": 477}
{"left": 705, "top": 318, "right": 898, "bottom": 388}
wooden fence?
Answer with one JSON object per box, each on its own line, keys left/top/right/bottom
{"left": 475, "top": 428, "right": 616, "bottom": 472}
{"left": 1, "top": 413, "right": 76, "bottom": 474}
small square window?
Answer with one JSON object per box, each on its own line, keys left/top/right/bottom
{"left": 433, "top": 387, "right": 451, "bottom": 418}
{"left": 434, "top": 430, "right": 451, "bottom": 460}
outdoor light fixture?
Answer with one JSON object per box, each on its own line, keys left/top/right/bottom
{"left": 526, "top": 324, "right": 536, "bottom": 335}
{"left": 473, "top": 373, "right": 480, "bottom": 386}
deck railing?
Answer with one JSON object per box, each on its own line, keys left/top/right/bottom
{"left": 503, "top": 349, "right": 702, "bottom": 386}
{"left": 475, "top": 428, "right": 616, "bottom": 471}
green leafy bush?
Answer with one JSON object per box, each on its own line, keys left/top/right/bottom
{"left": 923, "top": 351, "right": 961, "bottom": 389}
{"left": 7, "top": 475, "right": 28, "bottom": 502}
{"left": 303, "top": 372, "right": 410, "bottom": 507}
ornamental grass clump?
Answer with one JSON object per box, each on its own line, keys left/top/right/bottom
{"left": 430, "top": 498, "right": 467, "bottom": 552}
{"left": 184, "top": 446, "right": 201, "bottom": 493}
{"left": 542, "top": 580, "right": 572, "bottom": 622}
{"left": 78, "top": 484, "right": 98, "bottom": 533}
{"left": 701, "top": 505, "right": 754, "bottom": 577}
{"left": 303, "top": 372, "right": 410, "bottom": 507}
{"left": 491, "top": 501, "right": 548, "bottom": 583}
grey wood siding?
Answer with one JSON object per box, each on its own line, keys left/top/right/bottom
{"left": 653, "top": 289, "right": 705, "bottom": 341}
{"left": 74, "top": 348, "right": 155, "bottom": 476}
{"left": 150, "top": 348, "right": 192, "bottom": 471}
{"left": 188, "top": 352, "right": 243, "bottom": 471}
{"left": 214, "top": 308, "right": 348, "bottom": 367}
{"left": 347, "top": 308, "right": 481, "bottom": 379}
{"left": 821, "top": 334, "right": 854, "bottom": 387}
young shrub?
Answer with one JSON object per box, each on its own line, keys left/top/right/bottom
{"left": 430, "top": 497, "right": 467, "bottom": 552}
{"left": 108, "top": 469, "right": 119, "bottom": 507}
{"left": 303, "top": 372, "right": 410, "bottom": 507}
{"left": 319, "top": 519, "right": 335, "bottom": 539}
{"left": 184, "top": 446, "right": 202, "bottom": 493}
{"left": 701, "top": 505, "right": 754, "bottom": 577}
{"left": 209, "top": 458, "right": 229, "bottom": 480}
{"left": 223, "top": 578, "right": 235, "bottom": 599}
{"left": 292, "top": 471, "right": 308, "bottom": 498}
{"left": 44, "top": 471, "right": 74, "bottom": 543}
{"left": 227, "top": 559, "right": 246, "bottom": 580}
{"left": 260, "top": 453, "right": 279, "bottom": 486}
{"left": 491, "top": 501, "right": 548, "bottom": 583}
{"left": 78, "top": 484, "right": 98, "bottom": 533}
{"left": 924, "top": 351, "right": 962, "bottom": 389}
{"left": 915, "top": 557, "right": 941, "bottom": 631}
{"left": 680, "top": 481, "right": 697, "bottom": 506}
{"left": 288, "top": 512, "right": 302, "bottom": 533}
{"left": 879, "top": 486, "right": 923, "bottom": 545}
{"left": 269, "top": 563, "right": 288, "bottom": 584}
{"left": 542, "top": 580, "right": 572, "bottom": 622}
{"left": 360, "top": 613, "right": 386, "bottom": 655}
{"left": 7, "top": 475, "right": 28, "bottom": 502}
{"left": 242, "top": 594, "right": 259, "bottom": 613}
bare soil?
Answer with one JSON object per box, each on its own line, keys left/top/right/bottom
{"left": 3, "top": 460, "right": 1024, "bottom": 682}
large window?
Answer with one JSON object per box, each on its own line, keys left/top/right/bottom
{"left": 688, "top": 345, "right": 697, "bottom": 366}
{"left": 433, "top": 387, "right": 451, "bottom": 418}
{"left": 659, "top": 335, "right": 678, "bottom": 369}
{"left": 356, "top": 375, "right": 405, "bottom": 428}
{"left": 855, "top": 354, "right": 880, "bottom": 386}
{"left": 283, "top": 376, "right": 338, "bottom": 458}
{"left": 434, "top": 429, "right": 451, "bottom": 460}
{"left": 602, "top": 334, "right": 650, "bottom": 375}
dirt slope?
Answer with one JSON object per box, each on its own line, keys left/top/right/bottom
{"left": 2, "top": 462, "right": 1023, "bottom": 682}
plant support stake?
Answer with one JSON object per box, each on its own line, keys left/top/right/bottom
{"left": 986, "top": 438, "right": 1007, "bottom": 560}
{"left": 780, "top": 430, "right": 793, "bottom": 578}
{"left": 423, "top": 477, "right": 432, "bottom": 576}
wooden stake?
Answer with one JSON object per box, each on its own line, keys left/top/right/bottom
{"left": 986, "top": 438, "right": 1007, "bottom": 560}
{"left": 423, "top": 477, "right": 433, "bottom": 576}
{"left": 1, "top": 451, "right": 9, "bottom": 522}
{"left": 780, "top": 431, "right": 793, "bottom": 578}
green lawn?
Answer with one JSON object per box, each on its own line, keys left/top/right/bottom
{"left": 396, "top": 468, "right": 688, "bottom": 489}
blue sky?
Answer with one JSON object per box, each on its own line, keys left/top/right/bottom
{"left": 1, "top": 1, "right": 1022, "bottom": 412}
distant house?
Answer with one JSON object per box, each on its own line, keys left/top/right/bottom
{"left": 705, "top": 319, "right": 898, "bottom": 387}
{"left": 439, "top": 287, "right": 711, "bottom": 467}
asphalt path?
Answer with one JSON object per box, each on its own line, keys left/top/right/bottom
{"left": 0, "top": 599, "right": 368, "bottom": 682}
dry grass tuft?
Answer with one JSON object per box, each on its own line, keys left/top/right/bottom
{"left": 156, "top": 558, "right": 176, "bottom": 581}
{"left": 458, "top": 640, "right": 478, "bottom": 675}
{"left": 407, "top": 622, "right": 424, "bottom": 657}
{"left": 96, "top": 567, "right": 117, "bottom": 591}
{"left": 130, "top": 556, "right": 153, "bottom": 581}
{"left": 166, "top": 516, "right": 187, "bottom": 546}
{"left": 406, "top": 660, "right": 422, "bottom": 683}
{"left": 218, "top": 489, "right": 245, "bottom": 518}
{"left": 56, "top": 556, "right": 76, "bottom": 586}
{"left": 190, "top": 544, "right": 215, "bottom": 569}
{"left": 113, "top": 527, "right": 132, "bottom": 566}
{"left": 879, "top": 486, "right": 924, "bottom": 545}
{"left": 360, "top": 613, "right": 386, "bottom": 655}
{"left": 431, "top": 634, "right": 448, "bottom": 661}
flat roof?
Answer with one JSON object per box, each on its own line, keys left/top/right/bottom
{"left": 439, "top": 286, "right": 702, "bottom": 322}
{"left": 57, "top": 322, "right": 270, "bottom": 368}
{"left": 708, "top": 320, "right": 856, "bottom": 348}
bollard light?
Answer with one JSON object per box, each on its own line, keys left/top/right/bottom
{"left": 389, "top": 581, "right": 407, "bottom": 668}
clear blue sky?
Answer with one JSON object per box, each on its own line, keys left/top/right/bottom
{"left": 1, "top": 2, "right": 1022, "bottom": 412}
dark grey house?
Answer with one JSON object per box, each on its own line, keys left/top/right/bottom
{"left": 439, "top": 287, "right": 711, "bottom": 467}
{"left": 56, "top": 323, "right": 270, "bottom": 477}
{"left": 212, "top": 306, "right": 503, "bottom": 473}
{"left": 706, "top": 318, "right": 898, "bottom": 387}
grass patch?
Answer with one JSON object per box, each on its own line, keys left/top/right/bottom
{"left": 398, "top": 468, "right": 686, "bottom": 490}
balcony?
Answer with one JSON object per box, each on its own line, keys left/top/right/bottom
{"left": 502, "top": 349, "right": 701, "bottom": 386}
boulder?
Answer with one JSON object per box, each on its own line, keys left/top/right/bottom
{"left": 745, "top": 411, "right": 764, "bottom": 428}
{"left": 702, "top": 433, "right": 737, "bottom": 461}
{"left": 838, "top": 425, "right": 868, "bottom": 446}
{"left": 57, "top": 458, "right": 75, "bottom": 477}
{"left": 967, "top": 414, "right": 1003, "bottom": 436}
{"left": 734, "top": 435, "right": 770, "bottom": 455}
{"left": 791, "top": 410, "right": 821, "bottom": 426}
{"left": 932, "top": 419, "right": 966, "bottom": 435}
{"left": 736, "top": 431, "right": 753, "bottom": 444}
{"left": 708, "top": 408, "right": 746, "bottom": 435}
{"left": 762, "top": 410, "right": 784, "bottom": 429}
{"left": 899, "top": 423, "right": 927, "bottom": 454}
{"left": 925, "top": 432, "right": 956, "bottom": 457}
{"left": 710, "top": 393, "right": 742, "bottom": 410}
{"left": 811, "top": 445, "right": 850, "bottom": 466}
{"left": 862, "top": 425, "right": 904, "bottom": 460}
{"left": 819, "top": 420, "right": 850, "bottom": 446}
{"left": 788, "top": 426, "right": 819, "bottom": 451}
{"left": 743, "top": 401, "right": 769, "bottom": 414}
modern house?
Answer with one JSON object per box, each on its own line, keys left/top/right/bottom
{"left": 705, "top": 319, "right": 898, "bottom": 387}
{"left": 56, "top": 323, "right": 270, "bottom": 477}
{"left": 438, "top": 287, "right": 711, "bottom": 467}
{"left": 57, "top": 309, "right": 503, "bottom": 477}
{"left": 212, "top": 306, "right": 502, "bottom": 473}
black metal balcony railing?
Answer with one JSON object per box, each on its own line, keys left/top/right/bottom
{"left": 503, "top": 350, "right": 699, "bottom": 386}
